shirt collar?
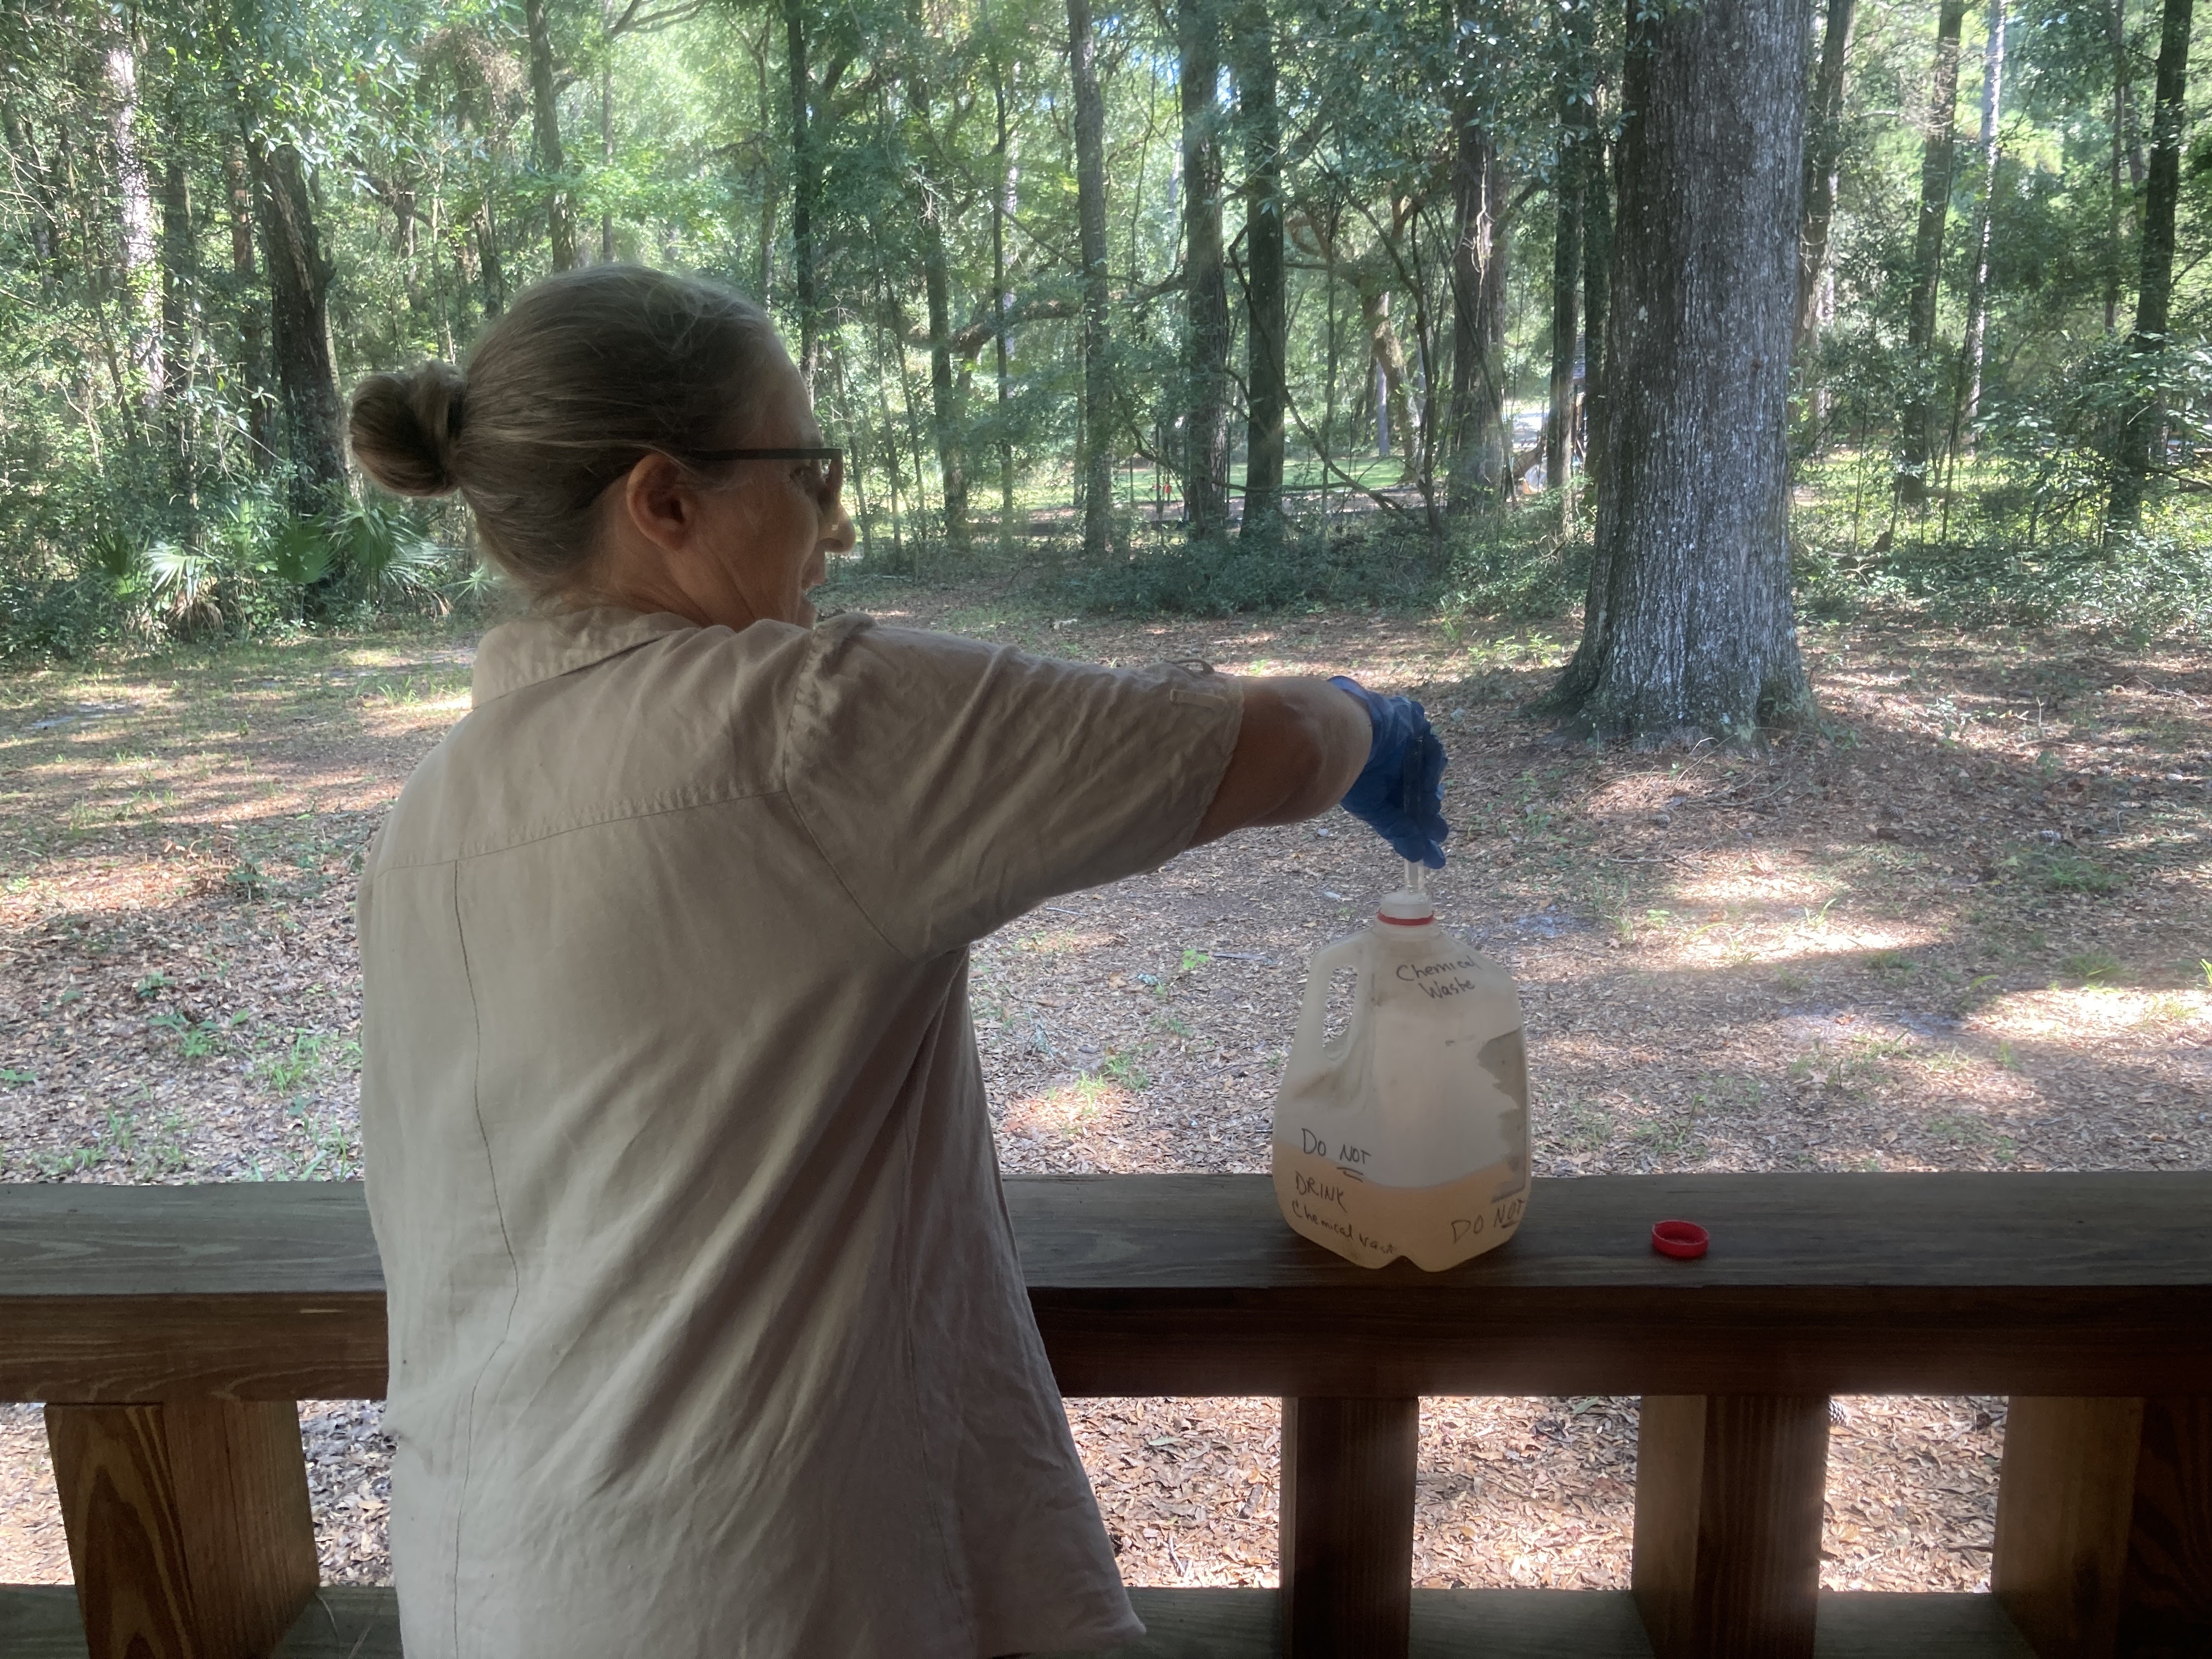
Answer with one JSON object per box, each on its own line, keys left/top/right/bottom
{"left": 471, "top": 608, "right": 701, "bottom": 706}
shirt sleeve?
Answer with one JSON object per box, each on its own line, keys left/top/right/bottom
{"left": 783, "top": 616, "right": 1243, "bottom": 961}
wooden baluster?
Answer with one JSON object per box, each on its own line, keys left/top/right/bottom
{"left": 47, "top": 1401, "right": 320, "bottom": 1659}
{"left": 1630, "top": 1393, "right": 1830, "bottom": 1659}
{"left": 1997, "top": 1396, "right": 2212, "bottom": 1659}
{"left": 1280, "top": 1396, "right": 1418, "bottom": 1659}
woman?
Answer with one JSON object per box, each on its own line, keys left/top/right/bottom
{"left": 351, "top": 264, "right": 1446, "bottom": 1659}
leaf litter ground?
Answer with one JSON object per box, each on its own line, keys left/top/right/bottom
{"left": 1, "top": 581, "right": 2207, "bottom": 1599}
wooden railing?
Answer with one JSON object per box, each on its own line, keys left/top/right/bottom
{"left": 3, "top": 1172, "right": 2209, "bottom": 1658}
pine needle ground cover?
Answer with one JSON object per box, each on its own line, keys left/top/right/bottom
{"left": 1, "top": 586, "right": 2206, "bottom": 1596}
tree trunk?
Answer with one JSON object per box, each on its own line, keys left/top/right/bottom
{"left": 249, "top": 138, "right": 346, "bottom": 517}
{"left": 104, "top": 33, "right": 162, "bottom": 418}
{"left": 160, "top": 145, "right": 196, "bottom": 494}
{"left": 2107, "top": 0, "right": 2135, "bottom": 334}
{"left": 1237, "top": 0, "right": 1285, "bottom": 543}
{"left": 986, "top": 21, "right": 1017, "bottom": 548}
{"left": 1957, "top": 0, "right": 2007, "bottom": 448}
{"left": 1069, "top": 0, "right": 1115, "bottom": 558}
{"left": 786, "top": 0, "right": 821, "bottom": 387}
{"left": 1447, "top": 108, "right": 1510, "bottom": 512}
{"left": 2109, "top": 0, "right": 2193, "bottom": 530}
{"left": 1897, "top": 0, "right": 1967, "bottom": 506}
{"left": 1546, "top": 0, "right": 1814, "bottom": 744}
{"left": 223, "top": 138, "right": 275, "bottom": 469}
{"left": 600, "top": 43, "right": 616, "bottom": 261}
{"left": 526, "top": 0, "right": 575, "bottom": 272}
{"left": 1581, "top": 128, "right": 1613, "bottom": 500}
{"left": 1794, "top": 0, "right": 1858, "bottom": 358}
{"left": 912, "top": 72, "right": 970, "bottom": 555}
{"left": 1180, "top": 0, "right": 1231, "bottom": 539}
{"left": 475, "top": 204, "right": 507, "bottom": 318}
{"left": 1361, "top": 286, "right": 1416, "bottom": 481}
{"left": 3, "top": 109, "right": 63, "bottom": 280}
{"left": 1547, "top": 0, "right": 1596, "bottom": 500}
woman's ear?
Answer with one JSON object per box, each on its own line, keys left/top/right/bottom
{"left": 620, "top": 453, "right": 701, "bottom": 554}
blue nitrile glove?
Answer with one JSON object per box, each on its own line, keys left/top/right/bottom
{"left": 1330, "top": 675, "right": 1449, "bottom": 869}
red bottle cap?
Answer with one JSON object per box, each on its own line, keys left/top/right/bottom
{"left": 1651, "top": 1220, "right": 1709, "bottom": 1260}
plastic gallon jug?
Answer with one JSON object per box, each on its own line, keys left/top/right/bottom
{"left": 1271, "top": 876, "right": 1530, "bottom": 1269}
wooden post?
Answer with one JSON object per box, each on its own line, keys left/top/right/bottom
{"left": 1279, "top": 1396, "right": 1418, "bottom": 1658}
{"left": 1630, "top": 1394, "right": 1831, "bottom": 1659}
{"left": 1997, "top": 1396, "right": 2212, "bottom": 1659}
{"left": 47, "top": 1401, "right": 319, "bottom": 1659}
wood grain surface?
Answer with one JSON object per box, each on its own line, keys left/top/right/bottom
{"left": 5, "top": 1173, "right": 2211, "bottom": 1401}
{"left": 0, "top": 1183, "right": 383, "bottom": 1402}
{"left": 1995, "top": 1396, "right": 2146, "bottom": 1658}
{"left": 46, "top": 1406, "right": 201, "bottom": 1659}
{"left": 46, "top": 1401, "right": 318, "bottom": 1659}
{"left": 2118, "top": 1396, "right": 2212, "bottom": 1657}
{"left": 1632, "top": 1395, "right": 1831, "bottom": 1659}
{"left": 0, "top": 1584, "right": 2046, "bottom": 1658}
{"left": 1280, "top": 1397, "right": 1419, "bottom": 1657}
{"left": 1017, "top": 1174, "right": 2212, "bottom": 1397}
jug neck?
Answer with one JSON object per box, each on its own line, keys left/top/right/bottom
{"left": 1376, "top": 888, "right": 1435, "bottom": 929}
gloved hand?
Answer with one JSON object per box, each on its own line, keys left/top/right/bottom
{"left": 1330, "top": 676, "right": 1449, "bottom": 869}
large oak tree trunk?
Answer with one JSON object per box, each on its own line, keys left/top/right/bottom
{"left": 525, "top": 0, "right": 575, "bottom": 272}
{"left": 1546, "top": 0, "right": 1813, "bottom": 745}
{"left": 249, "top": 139, "right": 346, "bottom": 516}
{"left": 1068, "top": 0, "right": 1115, "bottom": 558}
{"left": 1179, "top": 0, "right": 1231, "bottom": 539}
{"left": 1896, "top": 0, "right": 1967, "bottom": 505}
{"left": 1237, "top": 0, "right": 1285, "bottom": 543}
{"left": 2109, "top": 0, "right": 2193, "bottom": 530}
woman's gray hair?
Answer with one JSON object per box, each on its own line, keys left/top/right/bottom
{"left": 348, "top": 266, "right": 785, "bottom": 600}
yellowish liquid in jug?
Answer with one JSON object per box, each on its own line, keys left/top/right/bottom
{"left": 1273, "top": 1143, "right": 1528, "bottom": 1272}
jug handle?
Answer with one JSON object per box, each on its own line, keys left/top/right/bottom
{"left": 1283, "top": 933, "right": 1368, "bottom": 1095}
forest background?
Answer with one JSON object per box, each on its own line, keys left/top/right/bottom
{"left": 3, "top": 0, "right": 2211, "bottom": 665}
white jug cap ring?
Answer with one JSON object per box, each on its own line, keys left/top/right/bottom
{"left": 1377, "top": 890, "right": 1435, "bottom": 926}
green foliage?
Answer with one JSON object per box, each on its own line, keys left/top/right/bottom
{"left": 1057, "top": 520, "right": 1451, "bottom": 616}
{"left": 0, "top": 0, "right": 2208, "bottom": 665}
{"left": 332, "top": 503, "right": 443, "bottom": 605}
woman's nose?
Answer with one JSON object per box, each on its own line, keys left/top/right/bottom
{"left": 824, "top": 497, "right": 857, "bottom": 554}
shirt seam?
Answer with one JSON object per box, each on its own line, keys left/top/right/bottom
{"left": 778, "top": 619, "right": 917, "bottom": 964}
{"left": 445, "top": 860, "right": 522, "bottom": 1657}
{"left": 470, "top": 624, "right": 690, "bottom": 708}
{"left": 370, "top": 782, "right": 782, "bottom": 874}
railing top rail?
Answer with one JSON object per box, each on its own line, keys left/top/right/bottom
{"left": 7, "top": 1172, "right": 2211, "bottom": 1302}
{"left": 4, "top": 1173, "right": 2210, "bottom": 1402}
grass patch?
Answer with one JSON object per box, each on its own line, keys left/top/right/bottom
{"left": 2059, "top": 949, "right": 2125, "bottom": 985}
{"left": 2000, "top": 844, "right": 2126, "bottom": 895}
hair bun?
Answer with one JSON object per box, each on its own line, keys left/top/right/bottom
{"left": 349, "top": 362, "right": 467, "bottom": 496}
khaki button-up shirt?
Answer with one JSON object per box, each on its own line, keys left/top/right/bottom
{"left": 357, "top": 608, "right": 1240, "bottom": 1658}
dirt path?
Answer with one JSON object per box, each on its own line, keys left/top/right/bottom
{"left": 2, "top": 584, "right": 2206, "bottom": 1595}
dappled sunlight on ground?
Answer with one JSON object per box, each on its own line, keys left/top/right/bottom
{"left": 2, "top": 594, "right": 2207, "bottom": 1593}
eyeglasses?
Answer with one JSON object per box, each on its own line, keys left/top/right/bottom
{"left": 690, "top": 446, "right": 844, "bottom": 509}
